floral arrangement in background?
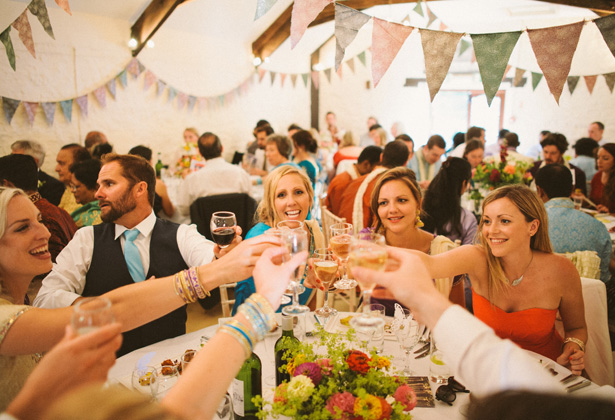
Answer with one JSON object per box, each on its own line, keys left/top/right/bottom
{"left": 256, "top": 328, "right": 416, "bottom": 420}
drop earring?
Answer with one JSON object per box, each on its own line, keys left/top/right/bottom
{"left": 415, "top": 210, "right": 424, "bottom": 228}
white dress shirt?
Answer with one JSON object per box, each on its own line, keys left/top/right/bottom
{"left": 33, "top": 212, "right": 214, "bottom": 308}
{"left": 176, "top": 157, "right": 252, "bottom": 216}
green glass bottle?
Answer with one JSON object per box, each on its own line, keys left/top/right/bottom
{"left": 275, "top": 315, "right": 299, "bottom": 386}
{"left": 232, "top": 352, "right": 262, "bottom": 420}
{"left": 155, "top": 153, "right": 163, "bottom": 178}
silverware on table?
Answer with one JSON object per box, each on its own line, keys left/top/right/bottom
{"left": 566, "top": 379, "right": 591, "bottom": 393}
{"left": 415, "top": 348, "right": 430, "bottom": 359}
{"left": 560, "top": 374, "right": 577, "bottom": 384}
{"left": 414, "top": 342, "right": 431, "bottom": 355}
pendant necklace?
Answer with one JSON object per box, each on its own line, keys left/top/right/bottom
{"left": 510, "top": 252, "right": 534, "bottom": 286}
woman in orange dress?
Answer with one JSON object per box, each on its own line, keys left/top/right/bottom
{"left": 410, "top": 184, "right": 586, "bottom": 374}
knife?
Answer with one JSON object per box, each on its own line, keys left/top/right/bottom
{"left": 415, "top": 349, "right": 430, "bottom": 359}
{"left": 566, "top": 379, "right": 591, "bottom": 393}
{"left": 414, "top": 342, "right": 431, "bottom": 355}
{"left": 560, "top": 374, "right": 577, "bottom": 385}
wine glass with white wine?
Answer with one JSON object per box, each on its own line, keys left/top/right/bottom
{"left": 329, "top": 222, "right": 356, "bottom": 289}
{"left": 312, "top": 248, "right": 338, "bottom": 318}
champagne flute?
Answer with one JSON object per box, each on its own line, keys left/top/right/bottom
{"left": 277, "top": 220, "right": 306, "bottom": 295}
{"left": 71, "top": 297, "right": 114, "bottom": 335}
{"left": 312, "top": 248, "right": 338, "bottom": 318}
{"left": 329, "top": 222, "right": 355, "bottom": 289}
{"left": 281, "top": 229, "right": 310, "bottom": 316}
{"left": 210, "top": 212, "right": 237, "bottom": 248}
{"left": 348, "top": 232, "right": 387, "bottom": 332}
{"left": 393, "top": 308, "right": 419, "bottom": 376}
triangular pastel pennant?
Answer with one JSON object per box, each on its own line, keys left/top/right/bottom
{"left": 28, "top": 0, "right": 55, "bottom": 39}
{"left": 280, "top": 73, "right": 287, "bottom": 87}
{"left": 167, "top": 87, "right": 177, "bottom": 103}
{"left": 425, "top": 6, "right": 437, "bottom": 28}
{"left": 337, "top": 64, "right": 343, "bottom": 79}
{"left": 420, "top": 28, "right": 463, "bottom": 102}
{"left": 117, "top": 70, "right": 128, "bottom": 88}
{"left": 334, "top": 3, "right": 371, "bottom": 71}
{"left": 0, "top": 27, "right": 16, "bottom": 71}
{"left": 302, "top": 73, "right": 309, "bottom": 87}
{"left": 127, "top": 58, "right": 140, "bottom": 78}
{"left": 584, "top": 75, "right": 597, "bottom": 94}
{"left": 594, "top": 14, "right": 615, "bottom": 59}
{"left": 459, "top": 38, "right": 471, "bottom": 56}
{"left": 357, "top": 50, "right": 367, "bottom": 66}
{"left": 471, "top": 31, "right": 521, "bottom": 105}
{"left": 187, "top": 96, "right": 196, "bottom": 111}
{"left": 23, "top": 102, "right": 38, "bottom": 125}
{"left": 531, "top": 72, "right": 543, "bottom": 90}
{"left": 55, "top": 0, "right": 72, "bottom": 15}
{"left": 324, "top": 68, "right": 332, "bottom": 83}
{"left": 567, "top": 76, "right": 580, "bottom": 94}
{"left": 414, "top": 1, "right": 424, "bottom": 17}
{"left": 311, "top": 71, "right": 320, "bottom": 89}
{"left": 177, "top": 93, "right": 188, "bottom": 110}
{"left": 3, "top": 97, "right": 20, "bottom": 123}
{"left": 75, "top": 95, "right": 88, "bottom": 117}
{"left": 402, "top": 15, "right": 411, "bottom": 26}
{"left": 291, "top": 0, "right": 333, "bottom": 49}
{"left": 12, "top": 10, "right": 36, "bottom": 58}
{"left": 138, "top": 61, "right": 145, "bottom": 74}
{"left": 41, "top": 102, "right": 55, "bottom": 125}
{"left": 290, "top": 74, "right": 298, "bottom": 87}
{"left": 513, "top": 68, "right": 525, "bottom": 87}
{"left": 218, "top": 95, "right": 224, "bottom": 107}
{"left": 93, "top": 86, "right": 106, "bottom": 108}
{"left": 347, "top": 57, "right": 355, "bottom": 73}
{"left": 604, "top": 73, "right": 615, "bottom": 93}
{"left": 197, "top": 97, "right": 207, "bottom": 110}
{"left": 439, "top": 21, "right": 448, "bottom": 31}
{"left": 527, "top": 21, "right": 584, "bottom": 104}
{"left": 270, "top": 71, "right": 276, "bottom": 85}
{"left": 254, "top": 0, "right": 278, "bottom": 20}
{"left": 156, "top": 80, "right": 166, "bottom": 97}
{"left": 371, "top": 18, "right": 414, "bottom": 88}
{"left": 503, "top": 65, "right": 512, "bottom": 80}
{"left": 143, "top": 70, "right": 157, "bottom": 91}
{"left": 107, "top": 78, "right": 117, "bottom": 99}
{"left": 258, "top": 68, "right": 267, "bottom": 82}
{"left": 59, "top": 99, "right": 72, "bottom": 122}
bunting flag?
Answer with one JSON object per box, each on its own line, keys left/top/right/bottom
{"left": 439, "top": 21, "right": 448, "bottom": 31}
{"left": 357, "top": 50, "right": 367, "bottom": 66}
{"left": 12, "top": 10, "right": 36, "bottom": 58}
{"left": 459, "top": 38, "right": 471, "bottom": 56}
{"left": 3, "top": 97, "right": 20, "bottom": 123}
{"left": 55, "top": 0, "right": 72, "bottom": 15}
{"left": 258, "top": 67, "right": 267, "bottom": 82}
{"left": 127, "top": 58, "right": 140, "bottom": 78}
{"left": 527, "top": 21, "right": 584, "bottom": 103}
{"left": 138, "top": 61, "right": 145, "bottom": 74}
{"left": 167, "top": 87, "right": 177, "bottom": 103}
{"left": 107, "top": 78, "right": 117, "bottom": 99}
{"left": 143, "top": 70, "right": 157, "bottom": 91}
{"left": 117, "top": 70, "right": 128, "bottom": 88}
{"left": 254, "top": 0, "right": 278, "bottom": 20}
{"left": 605, "top": 73, "right": 615, "bottom": 93}
{"left": 23, "top": 102, "right": 38, "bottom": 125}
{"left": 187, "top": 95, "right": 196, "bottom": 111}
{"left": 197, "top": 97, "right": 207, "bottom": 110}
{"left": 290, "top": 74, "right": 298, "bottom": 87}
{"left": 584, "top": 75, "right": 597, "bottom": 94}
{"left": 93, "top": 86, "right": 106, "bottom": 107}
{"left": 595, "top": 14, "right": 615, "bottom": 59}
{"left": 156, "top": 80, "right": 166, "bottom": 97}
{"left": 324, "top": 68, "right": 332, "bottom": 83}
{"left": 302, "top": 73, "right": 309, "bottom": 87}
{"left": 347, "top": 57, "right": 355, "bottom": 73}
{"left": 337, "top": 63, "right": 343, "bottom": 79}
{"left": 334, "top": 3, "right": 371, "bottom": 71}
{"left": 425, "top": 6, "right": 438, "bottom": 28}
{"left": 371, "top": 18, "right": 413, "bottom": 88}
{"left": 291, "top": 0, "right": 333, "bottom": 49}
{"left": 177, "top": 93, "right": 188, "bottom": 109}
{"left": 218, "top": 95, "right": 225, "bottom": 106}
{"left": 41, "top": 102, "right": 55, "bottom": 125}
{"left": 414, "top": 1, "right": 424, "bottom": 17}
{"left": 28, "top": 0, "right": 55, "bottom": 39}
{"left": 402, "top": 15, "right": 411, "bottom": 26}
{"left": 280, "top": 73, "right": 287, "bottom": 86}
{"left": 513, "top": 68, "right": 525, "bottom": 87}
{"left": 270, "top": 71, "right": 276, "bottom": 85}
{"left": 420, "top": 29, "right": 463, "bottom": 101}
{"left": 531, "top": 72, "right": 543, "bottom": 90}
{"left": 75, "top": 95, "right": 87, "bottom": 117}
{"left": 471, "top": 31, "right": 521, "bottom": 105}
{"left": 1, "top": 27, "right": 16, "bottom": 71}
{"left": 59, "top": 99, "right": 72, "bottom": 122}
{"left": 311, "top": 71, "right": 320, "bottom": 89}
{"left": 567, "top": 76, "right": 580, "bottom": 94}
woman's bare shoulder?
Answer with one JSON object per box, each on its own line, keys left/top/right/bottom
{"left": 535, "top": 252, "right": 579, "bottom": 283}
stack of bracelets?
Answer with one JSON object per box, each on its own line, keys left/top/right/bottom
{"left": 173, "top": 267, "right": 211, "bottom": 303}
{"left": 219, "top": 294, "right": 276, "bottom": 357}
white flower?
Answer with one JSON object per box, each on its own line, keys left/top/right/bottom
{"left": 287, "top": 375, "right": 315, "bottom": 402}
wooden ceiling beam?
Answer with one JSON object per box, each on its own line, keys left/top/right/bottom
{"left": 130, "top": 0, "right": 189, "bottom": 57}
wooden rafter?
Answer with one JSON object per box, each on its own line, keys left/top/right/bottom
{"left": 130, "top": 0, "right": 189, "bottom": 57}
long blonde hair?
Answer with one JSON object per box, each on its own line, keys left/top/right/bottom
{"left": 478, "top": 184, "right": 552, "bottom": 298}
{"left": 0, "top": 187, "right": 28, "bottom": 296}
{"left": 256, "top": 166, "right": 313, "bottom": 227}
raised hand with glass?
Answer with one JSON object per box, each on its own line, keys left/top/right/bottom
{"left": 210, "top": 211, "right": 236, "bottom": 248}
{"left": 329, "top": 222, "right": 355, "bottom": 289}
{"left": 280, "top": 227, "right": 310, "bottom": 316}
{"left": 312, "top": 248, "right": 338, "bottom": 318}
{"left": 277, "top": 220, "right": 306, "bottom": 296}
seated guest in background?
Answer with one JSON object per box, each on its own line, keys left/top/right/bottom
{"left": 484, "top": 128, "right": 508, "bottom": 158}
{"left": 397, "top": 134, "right": 414, "bottom": 163}
{"left": 333, "top": 131, "right": 363, "bottom": 169}
{"left": 408, "top": 134, "right": 446, "bottom": 189}
{"left": 359, "top": 116, "right": 379, "bottom": 147}
{"left": 447, "top": 131, "right": 466, "bottom": 155}
{"left": 287, "top": 123, "right": 302, "bottom": 139}
{"left": 232, "top": 166, "right": 323, "bottom": 314}
{"left": 11, "top": 140, "right": 64, "bottom": 206}
{"left": 128, "top": 145, "right": 175, "bottom": 218}
{"left": 321, "top": 111, "right": 345, "bottom": 148}
{"left": 390, "top": 121, "right": 405, "bottom": 140}
{"left": 463, "top": 138, "right": 485, "bottom": 170}
{"left": 265, "top": 134, "right": 298, "bottom": 171}
{"left": 291, "top": 130, "right": 320, "bottom": 187}
{"left": 339, "top": 141, "right": 409, "bottom": 232}
{"left": 84, "top": 131, "right": 108, "bottom": 154}
{"left": 0, "top": 154, "right": 77, "bottom": 263}
{"left": 55, "top": 144, "right": 91, "bottom": 214}
{"left": 588, "top": 121, "right": 609, "bottom": 146}
{"left": 69, "top": 159, "right": 102, "bottom": 228}
{"left": 571, "top": 137, "right": 599, "bottom": 193}
{"left": 91, "top": 143, "right": 113, "bottom": 160}
{"left": 485, "top": 132, "right": 534, "bottom": 166}
{"left": 451, "top": 126, "right": 486, "bottom": 158}
{"left": 177, "top": 132, "right": 251, "bottom": 217}
{"left": 535, "top": 164, "right": 612, "bottom": 283}
{"left": 325, "top": 145, "right": 382, "bottom": 216}
{"left": 590, "top": 144, "right": 615, "bottom": 214}
{"left": 246, "top": 119, "right": 271, "bottom": 155}
{"left": 368, "top": 124, "right": 387, "bottom": 147}
{"left": 528, "top": 133, "right": 586, "bottom": 195}
{"left": 246, "top": 124, "right": 274, "bottom": 178}
{"left": 423, "top": 158, "right": 477, "bottom": 246}
{"left": 398, "top": 184, "right": 586, "bottom": 373}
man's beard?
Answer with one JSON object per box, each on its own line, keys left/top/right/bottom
{"left": 100, "top": 190, "right": 137, "bottom": 223}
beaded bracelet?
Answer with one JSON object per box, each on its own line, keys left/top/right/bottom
{"left": 563, "top": 337, "right": 585, "bottom": 353}
{"left": 237, "top": 294, "right": 276, "bottom": 339}
{"left": 173, "top": 272, "right": 194, "bottom": 303}
{"left": 188, "top": 266, "right": 210, "bottom": 299}
{"left": 173, "top": 267, "right": 212, "bottom": 304}
{"left": 219, "top": 319, "right": 254, "bottom": 358}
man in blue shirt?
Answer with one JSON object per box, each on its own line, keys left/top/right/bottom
{"left": 535, "top": 164, "right": 612, "bottom": 282}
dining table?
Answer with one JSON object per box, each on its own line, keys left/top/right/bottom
{"left": 107, "top": 312, "right": 599, "bottom": 419}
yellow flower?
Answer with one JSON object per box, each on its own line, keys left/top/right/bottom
{"left": 354, "top": 394, "right": 382, "bottom": 420}
{"left": 372, "top": 355, "right": 391, "bottom": 370}
{"left": 286, "top": 354, "right": 307, "bottom": 375}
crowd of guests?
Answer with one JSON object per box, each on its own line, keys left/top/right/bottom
{"left": 1, "top": 118, "right": 615, "bottom": 418}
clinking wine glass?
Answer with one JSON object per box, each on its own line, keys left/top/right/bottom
{"left": 71, "top": 297, "right": 114, "bottom": 335}
{"left": 210, "top": 211, "right": 237, "bottom": 248}
{"left": 281, "top": 229, "right": 310, "bottom": 316}
{"left": 348, "top": 232, "right": 387, "bottom": 333}
{"left": 329, "top": 222, "right": 356, "bottom": 289}
{"left": 266, "top": 228, "right": 291, "bottom": 305}
{"left": 277, "top": 220, "right": 306, "bottom": 296}
{"left": 312, "top": 248, "right": 338, "bottom": 318}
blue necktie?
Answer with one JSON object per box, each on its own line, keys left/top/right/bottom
{"left": 124, "top": 229, "right": 145, "bottom": 282}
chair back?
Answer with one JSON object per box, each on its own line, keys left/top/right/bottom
{"left": 220, "top": 283, "right": 237, "bottom": 318}
{"left": 320, "top": 198, "right": 346, "bottom": 247}
{"left": 560, "top": 250, "right": 601, "bottom": 280}
{"left": 190, "top": 193, "right": 258, "bottom": 240}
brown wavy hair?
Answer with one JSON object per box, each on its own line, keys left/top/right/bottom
{"left": 370, "top": 167, "right": 420, "bottom": 233}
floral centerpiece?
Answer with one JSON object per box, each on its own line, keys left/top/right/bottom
{"left": 469, "top": 145, "right": 533, "bottom": 211}
{"left": 256, "top": 328, "right": 416, "bottom": 420}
